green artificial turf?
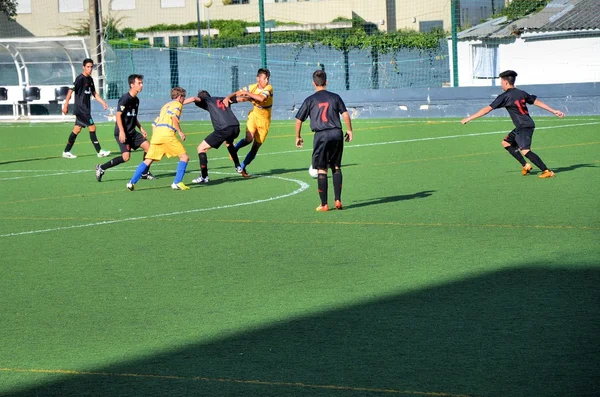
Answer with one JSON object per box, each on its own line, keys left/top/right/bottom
{"left": 0, "top": 116, "right": 598, "bottom": 397}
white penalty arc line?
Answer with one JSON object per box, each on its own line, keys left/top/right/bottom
{"left": 0, "top": 175, "right": 310, "bottom": 238}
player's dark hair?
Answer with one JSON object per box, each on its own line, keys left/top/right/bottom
{"left": 83, "top": 58, "right": 93, "bottom": 67}
{"left": 257, "top": 68, "right": 270, "bottom": 79}
{"left": 313, "top": 70, "right": 327, "bottom": 87}
{"left": 198, "top": 90, "right": 211, "bottom": 98}
{"left": 171, "top": 87, "right": 186, "bottom": 99}
{"left": 128, "top": 74, "right": 144, "bottom": 87}
{"left": 499, "top": 70, "right": 517, "bottom": 85}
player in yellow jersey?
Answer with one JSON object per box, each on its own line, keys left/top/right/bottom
{"left": 225, "top": 68, "right": 273, "bottom": 177}
{"left": 127, "top": 87, "right": 195, "bottom": 191}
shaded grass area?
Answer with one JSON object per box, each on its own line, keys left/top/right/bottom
{"left": 0, "top": 117, "right": 599, "bottom": 396}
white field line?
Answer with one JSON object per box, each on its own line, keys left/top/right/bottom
{"left": 0, "top": 121, "right": 597, "bottom": 180}
{"left": 0, "top": 175, "right": 309, "bottom": 238}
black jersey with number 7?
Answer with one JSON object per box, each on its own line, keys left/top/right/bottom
{"left": 295, "top": 90, "right": 348, "bottom": 132}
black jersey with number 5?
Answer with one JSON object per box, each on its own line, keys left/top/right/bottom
{"left": 489, "top": 88, "right": 537, "bottom": 129}
{"left": 114, "top": 92, "right": 140, "bottom": 136}
{"left": 295, "top": 90, "right": 347, "bottom": 132}
{"left": 195, "top": 96, "right": 239, "bottom": 132}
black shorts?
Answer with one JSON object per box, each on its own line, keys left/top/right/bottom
{"left": 205, "top": 125, "right": 240, "bottom": 149}
{"left": 504, "top": 127, "right": 534, "bottom": 150}
{"left": 75, "top": 114, "right": 94, "bottom": 128}
{"left": 115, "top": 132, "right": 148, "bottom": 153}
{"left": 312, "top": 128, "right": 344, "bottom": 170}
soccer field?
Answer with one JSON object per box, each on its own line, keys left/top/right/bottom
{"left": 1, "top": 117, "right": 599, "bottom": 397}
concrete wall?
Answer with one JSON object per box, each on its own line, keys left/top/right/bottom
{"left": 79, "top": 82, "right": 599, "bottom": 123}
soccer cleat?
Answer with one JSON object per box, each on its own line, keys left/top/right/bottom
{"left": 62, "top": 151, "right": 77, "bottom": 159}
{"left": 192, "top": 175, "right": 209, "bottom": 184}
{"left": 97, "top": 150, "right": 111, "bottom": 158}
{"left": 316, "top": 204, "right": 329, "bottom": 212}
{"left": 236, "top": 166, "right": 250, "bottom": 178}
{"left": 171, "top": 182, "right": 190, "bottom": 190}
{"left": 141, "top": 172, "right": 157, "bottom": 180}
{"left": 95, "top": 164, "right": 104, "bottom": 182}
{"left": 539, "top": 170, "right": 555, "bottom": 179}
{"left": 335, "top": 200, "right": 343, "bottom": 210}
{"left": 126, "top": 182, "right": 135, "bottom": 191}
{"left": 522, "top": 163, "right": 533, "bottom": 176}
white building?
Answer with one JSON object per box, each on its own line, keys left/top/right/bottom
{"left": 448, "top": 0, "right": 600, "bottom": 86}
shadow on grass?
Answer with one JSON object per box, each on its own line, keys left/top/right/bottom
{"left": 5, "top": 266, "right": 599, "bottom": 397}
{"left": 346, "top": 190, "right": 435, "bottom": 209}
{"left": 551, "top": 163, "right": 598, "bottom": 174}
{"left": 0, "top": 156, "right": 62, "bottom": 165}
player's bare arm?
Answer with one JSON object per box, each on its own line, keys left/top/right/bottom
{"left": 172, "top": 116, "right": 186, "bottom": 141}
{"left": 182, "top": 96, "right": 199, "bottom": 105}
{"left": 61, "top": 89, "right": 73, "bottom": 115}
{"left": 136, "top": 120, "right": 147, "bottom": 138}
{"left": 533, "top": 99, "right": 564, "bottom": 117}
{"left": 94, "top": 92, "right": 109, "bottom": 110}
{"left": 222, "top": 92, "right": 238, "bottom": 107}
{"left": 461, "top": 106, "right": 493, "bottom": 124}
{"left": 342, "top": 111, "right": 353, "bottom": 142}
{"left": 295, "top": 119, "right": 304, "bottom": 148}
{"left": 116, "top": 112, "right": 127, "bottom": 143}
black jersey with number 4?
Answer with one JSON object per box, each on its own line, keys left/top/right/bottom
{"left": 195, "top": 96, "right": 239, "bottom": 131}
{"left": 114, "top": 92, "right": 140, "bottom": 136}
{"left": 71, "top": 74, "right": 96, "bottom": 117}
{"left": 490, "top": 88, "right": 537, "bottom": 129}
{"left": 295, "top": 90, "right": 347, "bottom": 132}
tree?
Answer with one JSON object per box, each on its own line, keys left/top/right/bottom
{"left": 0, "top": 0, "right": 18, "bottom": 20}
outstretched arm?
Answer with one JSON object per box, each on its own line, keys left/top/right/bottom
{"left": 533, "top": 99, "right": 564, "bottom": 117}
{"left": 222, "top": 91, "right": 240, "bottom": 107}
{"left": 183, "top": 96, "right": 199, "bottom": 105}
{"left": 461, "top": 106, "right": 493, "bottom": 124}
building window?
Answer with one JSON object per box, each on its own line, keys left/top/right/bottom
{"left": 59, "top": 0, "right": 84, "bottom": 13}
{"left": 419, "top": 20, "right": 443, "bottom": 33}
{"left": 16, "top": 0, "right": 32, "bottom": 14}
{"left": 111, "top": 0, "right": 135, "bottom": 10}
{"left": 228, "top": 0, "right": 250, "bottom": 4}
{"left": 472, "top": 44, "right": 498, "bottom": 79}
{"left": 161, "top": 0, "right": 185, "bottom": 8}
{"left": 154, "top": 37, "right": 165, "bottom": 47}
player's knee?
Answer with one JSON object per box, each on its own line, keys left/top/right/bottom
{"left": 122, "top": 153, "right": 130, "bottom": 162}
{"left": 180, "top": 153, "right": 190, "bottom": 162}
{"left": 197, "top": 141, "right": 210, "bottom": 153}
{"left": 501, "top": 140, "right": 510, "bottom": 148}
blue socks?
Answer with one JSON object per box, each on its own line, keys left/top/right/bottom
{"left": 243, "top": 146, "right": 258, "bottom": 168}
{"left": 235, "top": 138, "right": 250, "bottom": 151}
{"left": 174, "top": 161, "right": 188, "bottom": 184}
{"left": 130, "top": 162, "right": 148, "bottom": 184}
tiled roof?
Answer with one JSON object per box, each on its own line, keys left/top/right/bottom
{"left": 457, "top": 0, "right": 600, "bottom": 40}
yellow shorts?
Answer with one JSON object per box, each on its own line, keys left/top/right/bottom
{"left": 247, "top": 112, "right": 271, "bottom": 144}
{"left": 146, "top": 138, "right": 186, "bottom": 161}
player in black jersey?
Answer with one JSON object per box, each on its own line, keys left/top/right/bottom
{"left": 462, "top": 70, "right": 564, "bottom": 178}
{"left": 295, "top": 70, "right": 354, "bottom": 212}
{"left": 191, "top": 90, "right": 243, "bottom": 184}
{"left": 61, "top": 59, "right": 110, "bottom": 159}
{"left": 95, "top": 74, "right": 155, "bottom": 182}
